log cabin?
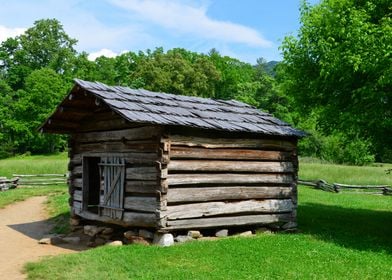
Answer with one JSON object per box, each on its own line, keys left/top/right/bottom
{"left": 40, "top": 79, "right": 305, "bottom": 232}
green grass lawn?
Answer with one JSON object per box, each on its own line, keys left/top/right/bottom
{"left": 0, "top": 152, "right": 68, "bottom": 178}
{"left": 299, "top": 157, "right": 392, "bottom": 185}
{"left": 20, "top": 157, "right": 392, "bottom": 280}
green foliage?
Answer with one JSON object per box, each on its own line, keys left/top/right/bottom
{"left": 127, "top": 48, "right": 220, "bottom": 97}
{"left": 319, "top": 133, "right": 375, "bottom": 165}
{"left": 14, "top": 68, "right": 68, "bottom": 152}
{"left": 299, "top": 131, "right": 375, "bottom": 166}
{"left": 0, "top": 19, "right": 76, "bottom": 155}
{"left": 280, "top": 0, "right": 392, "bottom": 162}
{"left": 0, "top": 19, "right": 77, "bottom": 90}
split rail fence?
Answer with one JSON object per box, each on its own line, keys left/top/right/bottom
{"left": 298, "top": 179, "right": 392, "bottom": 196}
{"left": 1, "top": 174, "right": 391, "bottom": 196}
{"left": 0, "top": 174, "right": 67, "bottom": 191}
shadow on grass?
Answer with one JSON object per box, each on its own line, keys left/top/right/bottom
{"left": 298, "top": 203, "right": 392, "bottom": 253}
{"left": 47, "top": 212, "right": 70, "bottom": 234}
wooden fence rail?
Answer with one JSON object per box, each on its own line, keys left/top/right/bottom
{"left": 1, "top": 174, "right": 67, "bottom": 191}
{"left": 0, "top": 177, "right": 19, "bottom": 191}
{"left": 298, "top": 179, "right": 392, "bottom": 196}
{"left": 13, "top": 174, "right": 68, "bottom": 186}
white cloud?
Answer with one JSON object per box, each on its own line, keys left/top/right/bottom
{"left": 0, "top": 25, "right": 26, "bottom": 42}
{"left": 88, "top": 48, "right": 119, "bottom": 61}
{"left": 0, "top": 1, "right": 153, "bottom": 55}
{"left": 111, "top": 0, "right": 273, "bottom": 48}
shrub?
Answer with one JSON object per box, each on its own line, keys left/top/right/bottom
{"left": 299, "top": 131, "right": 375, "bottom": 166}
{"left": 342, "top": 138, "right": 375, "bottom": 166}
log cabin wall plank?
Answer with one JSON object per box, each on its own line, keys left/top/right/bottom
{"left": 68, "top": 125, "right": 163, "bottom": 227}
{"left": 162, "top": 130, "right": 298, "bottom": 231}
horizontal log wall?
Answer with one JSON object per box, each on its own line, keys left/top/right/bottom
{"left": 161, "top": 133, "right": 298, "bottom": 230}
{"left": 68, "top": 125, "right": 164, "bottom": 228}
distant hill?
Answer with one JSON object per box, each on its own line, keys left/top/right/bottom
{"left": 263, "top": 61, "right": 279, "bottom": 77}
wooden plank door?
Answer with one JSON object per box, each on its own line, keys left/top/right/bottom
{"left": 99, "top": 157, "right": 125, "bottom": 219}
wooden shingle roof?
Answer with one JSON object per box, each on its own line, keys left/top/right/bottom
{"left": 41, "top": 79, "right": 305, "bottom": 137}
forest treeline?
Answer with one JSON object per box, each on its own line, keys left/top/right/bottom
{"left": 0, "top": 0, "right": 390, "bottom": 164}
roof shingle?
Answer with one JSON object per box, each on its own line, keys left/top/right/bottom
{"left": 43, "top": 79, "right": 305, "bottom": 137}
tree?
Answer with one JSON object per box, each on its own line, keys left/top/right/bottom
{"left": 131, "top": 48, "right": 220, "bottom": 97}
{"left": 0, "top": 79, "right": 16, "bottom": 157}
{"left": 208, "top": 49, "right": 254, "bottom": 100}
{"left": 280, "top": 0, "right": 392, "bottom": 162}
{"left": 12, "top": 68, "right": 68, "bottom": 153}
{"left": 0, "top": 19, "right": 77, "bottom": 90}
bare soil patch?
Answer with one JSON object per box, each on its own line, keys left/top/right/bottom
{"left": 0, "top": 196, "right": 83, "bottom": 279}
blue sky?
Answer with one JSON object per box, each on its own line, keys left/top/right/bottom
{"left": 0, "top": 0, "right": 319, "bottom": 63}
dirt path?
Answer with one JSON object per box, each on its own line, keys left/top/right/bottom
{"left": 0, "top": 196, "right": 80, "bottom": 279}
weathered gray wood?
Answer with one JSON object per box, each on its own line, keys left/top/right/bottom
{"left": 166, "top": 199, "right": 294, "bottom": 220}
{"left": 13, "top": 174, "right": 66, "bottom": 177}
{"left": 127, "top": 167, "right": 156, "bottom": 180}
{"left": 123, "top": 211, "right": 156, "bottom": 227}
{"left": 74, "top": 152, "right": 159, "bottom": 164}
{"left": 124, "top": 196, "right": 157, "bottom": 212}
{"left": 165, "top": 213, "right": 291, "bottom": 229}
{"left": 59, "top": 106, "right": 90, "bottom": 116}
{"left": 18, "top": 178, "right": 66, "bottom": 182}
{"left": 73, "top": 201, "right": 82, "bottom": 212}
{"left": 84, "top": 110, "right": 118, "bottom": 122}
{"left": 102, "top": 160, "right": 123, "bottom": 206}
{"left": 77, "top": 117, "right": 132, "bottom": 132}
{"left": 334, "top": 183, "right": 391, "bottom": 189}
{"left": 74, "top": 126, "right": 162, "bottom": 143}
{"left": 69, "top": 154, "right": 82, "bottom": 168}
{"left": 168, "top": 173, "right": 293, "bottom": 185}
{"left": 71, "top": 178, "right": 82, "bottom": 189}
{"left": 170, "top": 135, "right": 295, "bottom": 151}
{"left": 48, "top": 119, "right": 79, "bottom": 129}
{"left": 168, "top": 160, "right": 294, "bottom": 173}
{"left": 126, "top": 181, "right": 159, "bottom": 194}
{"left": 74, "top": 190, "right": 83, "bottom": 201}
{"left": 72, "top": 165, "right": 82, "bottom": 176}
{"left": 167, "top": 186, "right": 293, "bottom": 203}
{"left": 19, "top": 182, "right": 66, "bottom": 185}
{"left": 77, "top": 210, "right": 156, "bottom": 227}
{"left": 157, "top": 192, "right": 167, "bottom": 211}
{"left": 0, "top": 178, "right": 18, "bottom": 184}
{"left": 170, "top": 147, "right": 293, "bottom": 161}
{"left": 74, "top": 141, "right": 159, "bottom": 153}
{"left": 126, "top": 167, "right": 167, "bottom": 180}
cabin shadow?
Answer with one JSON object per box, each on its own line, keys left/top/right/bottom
{"left": 298, "top": 202, "right": 392, "bottom": 254}
{"left": 8, "top": 220, "right": 51, "bottom": 240}
{"left": 7, "top": 214, "right": 86, "bottom": 252}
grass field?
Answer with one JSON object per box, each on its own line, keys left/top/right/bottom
{"left": 1, "top": 154, "right": 391, "bottom": 279}
{"left": 0, "top": 153, "right": 69, "bottom": 232}
{"left": 299, "top": 157, "right": 392, "bottom": 185}
{"left": 0, "top": 153, "right": 68, "bottom": 209}
{"left": 0, "top": 153, "right": 68, "bottom": 178}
